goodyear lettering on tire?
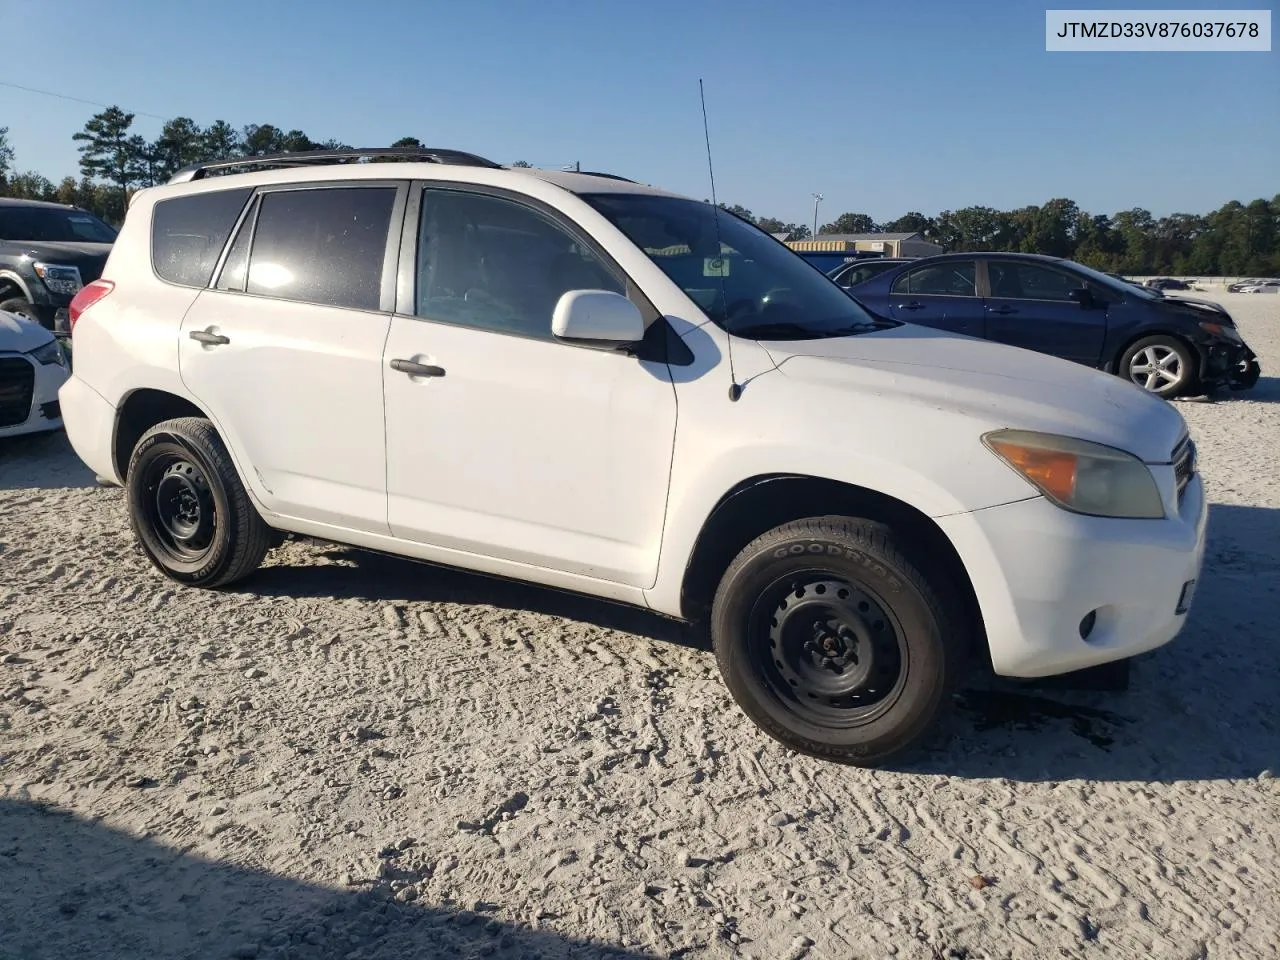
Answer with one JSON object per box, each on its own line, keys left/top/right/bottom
{"left": 772, "top": 542, "right": 902, "bottom": 592}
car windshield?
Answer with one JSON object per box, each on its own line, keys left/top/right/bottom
{"left": 581, "top": 193, "right": 890, "bottom": 339}
{"left": 0, "top": 206, "right": 118, "bottom": 243}
{"left": 1065, "top": 259, "right": 1162, "bottom": 300}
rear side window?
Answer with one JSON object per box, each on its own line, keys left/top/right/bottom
{"left": 891, "top": 261, "right": 976, "bottom": 297}
{"left": 151, "top": 188, "right": 253, "bottom": 287}
{"left": 245, "top": 187, "right": 396, "bottom": 311}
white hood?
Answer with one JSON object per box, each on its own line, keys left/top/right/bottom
{"left": 761, "top": 324, "right": 1188, "bottom": 464}
{"left": 0, "top": 310, "right": 56, "bottom": 354}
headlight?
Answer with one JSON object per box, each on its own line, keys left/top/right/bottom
{"left": 982, "top": 429, "right": 1165, "bottom": 519}
{"left": 34, "top": 262, "right": 84, "bottom": 296}
{"left": 28, "top": 338, "right": 66, "bottom": 366}
{"left": 1198, "top": 321, "right": 1242, "bottom": 343}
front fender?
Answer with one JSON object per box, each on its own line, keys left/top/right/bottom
{"left": 0, "top": 270, "right": 36, "bottom": 302}
{"left": 643, "top": 373, "right": 1036, "bottom": 617}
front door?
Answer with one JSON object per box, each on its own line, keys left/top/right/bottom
{"left": 178, "top": 182, "right": 404, "bottom": 533}
{"left": 886, "top": 259, "right": 985, "bottom": 336}
{"left": 382, "top": 185, "right": 678, "bottom": 588}
{"left": 981, "top": 259, "right": 1108, "bottom": 365}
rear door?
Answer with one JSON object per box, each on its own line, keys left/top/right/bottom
{"left": 981, "top": 259, "right": 1108, "bottom": 365}
{"left": 887, "top": 259, "right": 984, "bottom": 336}
{"left": 178, "top": 181, "right": 406, "bottom": 533}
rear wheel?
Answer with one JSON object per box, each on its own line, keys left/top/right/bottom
{"left": 125, "top": 417, "right": 272, "bottom": 588}
{"left": 1119, "top": 335, "right": 1196, "bottom": 398}
{"left": 711, "top": 517, "right": 963, "bottom": 766}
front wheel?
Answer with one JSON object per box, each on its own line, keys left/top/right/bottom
{"left": 711, "top": 517, "right": 962, "bottom": 766}
{"left": 1119, "top": 335, "right": 1196, "bottom": 398}
{"left": 125, "top": 417, "right": 272, "bottom": 588}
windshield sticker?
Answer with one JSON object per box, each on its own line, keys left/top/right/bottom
{"left": 704, "top": 257, "right": 730, "bottom": 277}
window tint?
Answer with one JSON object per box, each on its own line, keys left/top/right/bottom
{"left": 0, "top": 206, "right": 118, "bottom": 244}
{"left": 988, "top": 261, "right": 1084, "bottom": 301}
{"left": 892, "top": 261, "right": 976, "bottom": 297}
{"left": 841, "top": 261, "right": 898, "bottom": 288}
{"left": 415, "top": 189, "right": 623, "bottom": 339}
{"left": 246, "top": 187, "right": 396, "bottom": 311}
{"left": 151, "top": 188, "right": 252, "bottom": 287}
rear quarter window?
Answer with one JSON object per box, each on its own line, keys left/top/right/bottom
{"left": 151, "top": 188, "right": 253, "bottom": 287}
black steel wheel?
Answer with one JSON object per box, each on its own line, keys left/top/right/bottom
{"left": 142, "top": 455, "right": 218, "bottom": 563}
{"left": 712, "top": 516, "right": 964, "bottom": 766}
{"left": 126, "top": 417, "right": 273, "bottom": 588}
{"left": 750, "top": 577, "right": 909, "bottom": 729}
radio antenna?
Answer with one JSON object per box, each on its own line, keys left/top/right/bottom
{"left": 699, "top": 78, "right": 741, "bottom": 402}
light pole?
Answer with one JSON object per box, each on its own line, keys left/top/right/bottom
{"left": 811, "top": 193, "right": 823, "bottom": 238}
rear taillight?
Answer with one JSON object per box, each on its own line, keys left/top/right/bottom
{"left": 68, "top": 279, "right": 114, "bottom": 334}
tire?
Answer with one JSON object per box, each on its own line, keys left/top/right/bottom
{"left": 710, "top": 516, "right": 963, "bottom": 766}
{"left": 1118, "top": 335, "right": 1197, "bottom": 399}
{"left": 125, "top": 416, "right": 272, "bottom": 588}
{"left": 0, "top": 297, "right": 49, "bottom": 330}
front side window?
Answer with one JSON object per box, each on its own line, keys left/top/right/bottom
{"left": 244, "top": 186, "right": 396, "bottom": 311}
{"left": 415, "top": 189, "right": 624, "bottom": 339}
{"left": 988, "top": 261, "right": 1083, "bottom": 301}
{"left": 892, "top": 262, "right": 977, "bottom": 297}
{"left": 582, "top": 193, "right": 885, "bottom": 339}
{"left": 152, "top": 188, "right": 252, "bottom": 287}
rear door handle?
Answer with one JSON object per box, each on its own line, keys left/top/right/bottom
{"left": 189, "top": 329, "right": 230, "bottom": 345}
{"left": 390, "top": 358, "right": 446, "bottom": 378}
{"left": 988, "top": 305, "right": 1018, "bottom": 315}
{"left": 897, "top": 301, "right": 925, "bottom": 311}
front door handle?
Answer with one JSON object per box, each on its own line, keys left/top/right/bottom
{"left": 897, "top": 301, "right": 925, "bottom": 311}
{"left": 189, "top": 329, "right": 230, "bottom": 346}
{"left": 390, "top": 358, "right": 446, "bottom": 378}
{"left": 988, "top": 305, "right": 1018, "bottom": 315}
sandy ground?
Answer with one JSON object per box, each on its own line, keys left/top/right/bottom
{"left": 1, "top": 293, "right": 1277, "bottom": 960}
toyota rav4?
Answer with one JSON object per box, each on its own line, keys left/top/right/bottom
{"left": 58, "top": 148, "right": 1207, "bottom": 766}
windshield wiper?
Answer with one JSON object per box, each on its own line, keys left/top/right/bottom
{"left": 733, "top": 321, "right": 882, "bottom": 340}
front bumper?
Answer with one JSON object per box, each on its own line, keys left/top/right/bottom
{"left": 0, "top": 351, "right": 70, "bottom": 438}
{"left": 936, "top": 469, "right": 1207, "bottom": 678}
{"left": 1199, "top": 337, "right": 1260, "bottom": 390}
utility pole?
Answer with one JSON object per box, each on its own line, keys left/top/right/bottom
{"left": 812, "top": 193, "right": 824, "bottom": 237}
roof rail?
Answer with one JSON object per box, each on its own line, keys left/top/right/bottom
{"left": 168, "top": 147, "right": 504, "bottom": 184}
{"left": 575, "top": 171, "right": 637, "bottom": 183}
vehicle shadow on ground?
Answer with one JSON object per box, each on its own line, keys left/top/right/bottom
{"left": 250, "top": 547, "right": 699, "bottom": 650}
{"left": 253, "top": 506, "right": 1278, "bottom": 784}
{"left": 1188, "top": 375, "right": 1280, "bottom": 404}
{"left": 0, "top": 430, "right": 97, "bottom": 490}
{"left": 0, "top": 798, "right": 657, "bottom": 960}
{"left": 901, "top": 502, "right": 1280, "bottom": 783}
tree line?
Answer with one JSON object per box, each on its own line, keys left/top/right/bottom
{"left": 0, "top": 108, "right": 419, "bottom": 223}
{"left": 724, "top": 198, "right": 1280, "bottom": 277}
{"left": 2, "top": 111, "right": 1276, "bottom": 276}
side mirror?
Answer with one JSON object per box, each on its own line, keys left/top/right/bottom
{"left": 552, "top": 290, "right": 645, "bottom": 344}
{"left": 1066, "top": 287, "right": 1096, "bottom": 308}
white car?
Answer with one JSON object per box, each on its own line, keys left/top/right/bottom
{"left": 1240, "top": 280, "right": 1279, "bottom": 294}
{"left": 58, "top": 148, "right": 1207, "bottom": 766}
{"left": 0, "top": 309, "right": 70, "bottom": 437}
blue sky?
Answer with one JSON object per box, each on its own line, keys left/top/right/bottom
{"left": 2, "top": 0, "right": 1276, "bottom": 226}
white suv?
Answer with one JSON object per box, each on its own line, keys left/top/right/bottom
{"left": 59, "top": 148, "right": 1207, "bottom": 766}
